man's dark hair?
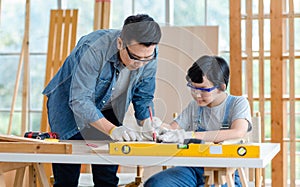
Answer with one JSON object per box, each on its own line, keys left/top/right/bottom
{"left": 186, "top": 55, "right": 230, "bottom": 90}
{"left": 120, "top": 14, "right": 161, "bottom": 47}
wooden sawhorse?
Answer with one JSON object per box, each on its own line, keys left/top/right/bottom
{"left": 0, "top": 162, "right": 50, "bottom": 187}
{"left": 204, "top": 167, "right": 248, "bottom": 187}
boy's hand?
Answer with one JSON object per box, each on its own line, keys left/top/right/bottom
{"left": 109, "top": 126, "right": 142, "bottom": 141}
{"left": 157, "top": 129, "right": 195, "bottom": 143}
{"left": 141, "top": 117, "right": 166, "bottom": 140}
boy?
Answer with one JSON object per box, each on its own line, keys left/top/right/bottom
{"left": 145, "top": 55, "right": 252, "bottom": 187}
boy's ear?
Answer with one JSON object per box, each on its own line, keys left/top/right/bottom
{"left": 219, "top": 84, "right": 226, "bottom": 91}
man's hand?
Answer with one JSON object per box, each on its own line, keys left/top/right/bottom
{"left": 157, "top": 129, "right": 195, "bottom": 143}
{"left": 109, "top": 126, "right": 142, "bottom": 141}
{"left": 141, "top": 117, "right": 167, "bottom": 140}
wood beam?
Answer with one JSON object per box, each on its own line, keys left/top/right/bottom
{"left": 270, "top": 0, "right": 286, "bottom": 186}
{"left": 229, "top": 0, "right": 242, "bottom": 95}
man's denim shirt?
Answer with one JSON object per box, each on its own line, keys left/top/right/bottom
{"left": 43, "top": 29, "right": 157, "bottom": 140}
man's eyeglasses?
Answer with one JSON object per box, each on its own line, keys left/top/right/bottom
{"left": 187, "top": 82, "right": 218, "bottom": 97}
{"left": 126, "top": 46, "right": 156, "bottom": 63}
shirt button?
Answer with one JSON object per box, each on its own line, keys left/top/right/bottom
{"left": 102, "top": 100, "right": 106, "bottom": 103}
{"left": 112, "top": 87, "right": 115, "bottom": 91}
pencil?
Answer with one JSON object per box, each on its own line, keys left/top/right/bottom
{"left": 148, "top": 106, "right": 156, "bottom": 141}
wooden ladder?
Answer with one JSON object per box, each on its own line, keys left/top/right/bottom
{"left": 40, "top": 9, "right": 78, "bottom": 132}
{"left": 40, "top": 9, "right": 78, "bottom": 186}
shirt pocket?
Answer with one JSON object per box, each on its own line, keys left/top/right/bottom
{"left": 95, "top": 78, "right": 111, "bottom": 104}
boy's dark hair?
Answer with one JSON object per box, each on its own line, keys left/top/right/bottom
{"left": 120, "top": 14, "right": 162, "bottom": 47}
{"left": 186, "top": 55, "right": 230, "bottom": 90}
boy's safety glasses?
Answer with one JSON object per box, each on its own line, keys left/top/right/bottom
{"left": 187, "top": 82, "right": 218, "bottom": 97}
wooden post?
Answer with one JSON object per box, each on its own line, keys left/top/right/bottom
{"left": 258, "top": 0, "right": 265, "bottom": 144}
{"left": 229, "top": 0, "right": 242, "bottom": 95}
{"left": 270, "top": 0, "right": 286, "bottom": 187}
{"left": 7, "top": 38, "right": 25, "bottom": 135}
{"left": 7, "top": 0, "right": 30, "bottom": 135}
{"left": 288, "top": 0, "right": 296, "bottom": 186}
{"left": 94, "top": 0, "right": 111, "bottom": 30}
{"left": 257, "top": 6, "right": 266, "bottom": 184}
{"left": 21, "top": 0, "right": 30, "bottom": 136}
{"left": 245, "top": 0, "right": 253, "bottom": 115}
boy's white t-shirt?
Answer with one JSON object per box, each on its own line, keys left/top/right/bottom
{"left": 174, "top": 93, "right": 252, "bottom": 131}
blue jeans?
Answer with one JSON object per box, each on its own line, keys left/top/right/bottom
{"left": 52, "top": 109, "right": 121, "bottom": 187}
{"left": 144, "top": 166, "right": 242, "bottom": 187}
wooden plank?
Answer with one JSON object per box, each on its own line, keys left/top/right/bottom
{"left": 0, "top": 174, "right": 6, "bottom": 187}
{"left": 13, "top": 167, "right": 26, "bottom": 187}
{"left": 46, "top": 10, "right": 56, "bottom": 83}
{"left": 0, "top": 135, "right": 72, "bottom": 154}
{"left": 258, "top": 0, "right": 265, "bottom": 144}
{"left": 33, "top": 163, "right": 50, "bottom": 187}
{"left": 62, "top": 9, "right": 71, "bottom": 63}
{"left": 102, "top": 1, "right": 111, "bottom": 29}
{"left": 237, "top": 168, "right": 248, "bottom": 187}
{"left": 40, "top": 10, "right": 57, "bottom": 132}
{"left": 70, "top": 10, "right": 78, "bottom": 50}
{"left": 28, "top": 165, "right": 36, "bottom": 187}
{"left": 0, "top": 142, "right": 72, "bottom": 154}
{"left": 7, "top": 37, "right": 26, "bottom": 135}
{"left": 288, "top": 0, "right": 296, "bottom": 186}
{"left": 53, "top": 10, "right": 63, "bottom": 73}
{"left": 94, "top": 0, "right": 110, "bottom": 30}
{"left": 257, "top": 4, "right": 266, "bottom": 185}
{"left": 270, "top": 1, "right": 286, "bottom": 187}
{"left": 21, "top": 0, "right": 30, "bottom": 136}
{"left": 229, "top": 0, "right": 242, "bottom": 95}
{"left": 0, "top": 134, "right": 47, "bottom": 142}
{"left": 255, "top": 168, "right": 262, "bottom": 187}
{"left": 94, "top": 0, "right": 102, "bottom": 30}
{"left": 246, "top": 0, "right": 253, "bottom": 115}
{"left": 0, "top": 163, "right": 31, "bottom": 173}
{"left": 42, "top": 164, "right": 52, "bottom": 185}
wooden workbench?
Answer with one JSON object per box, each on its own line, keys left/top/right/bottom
{"left": 0, "top": 135, "right": 72, "bottom": 187}
{"left": 0, "top": 139, "right": 280, "bottom": 186}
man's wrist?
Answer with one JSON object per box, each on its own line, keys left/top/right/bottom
{"left": 109, "top": 127, "right": 116, "bottom": 135}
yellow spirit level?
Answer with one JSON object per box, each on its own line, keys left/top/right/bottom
{"left": 109, "top": 142, "right": 260, "bottom": 158}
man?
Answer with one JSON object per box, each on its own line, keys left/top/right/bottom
{"left": 43, "top": 14, "right": 161, "bottom": 187}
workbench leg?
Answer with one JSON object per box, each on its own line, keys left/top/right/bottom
{"left": 225, "top": 173, "right": 234, "bottom": 187}
{"left": 204, "top": 168, "right": 214, "bottom": 185}
{"left": 13, "top": 167, "right": 26, "bottom": 187}
{"left": 255, "top": 168, "right": 262, "bottom": 187}
{"left": 249, "top": 168, "right": 254, "bottom": 182}
{"left": 0, "top": 174, "right": 6, "bottom": 187}
{"left": 28, "top": 165, "right": 37, "bottom": 187}
{"left": 204, "top": 177, "right": 210, "bottom": 187}
{"left": 237, "top": 168, "right": 248, "bottom": 187}
{"left": 125, "top": 165, "right": 144, "bottom": 187}
{"left": 33, "top": 163, "right": 50, "bottom": 187}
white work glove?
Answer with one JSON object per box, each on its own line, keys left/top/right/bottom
{"left": 109, "top": 126, "right": 142, "bottom": 141}
{"left": 157, "top": 129, "right": 195, "bottom": 144}
{"left": 141, "top": 117, "right": 168, "bottom": 141}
